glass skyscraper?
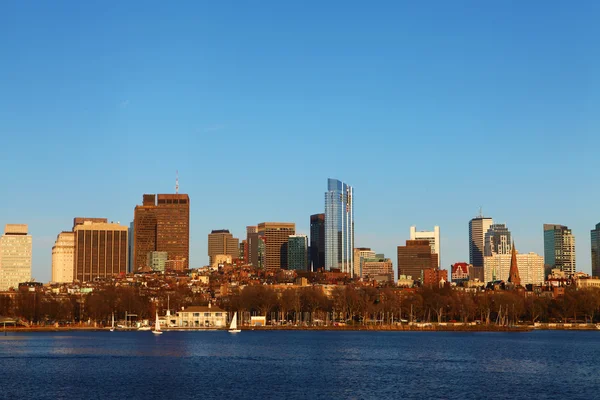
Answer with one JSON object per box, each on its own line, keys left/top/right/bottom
{"left": 325, "top": 178, "right": 354, "bottom": 275}
{"left": 543, "top": 224, "right": 576, "bottom": 277}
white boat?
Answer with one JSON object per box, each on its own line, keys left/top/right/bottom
{"left": 138, "top": 326, "right": 151, "bottom": 331}
{"left": 229, "top": 312, "right": 241, "bottom": 333}
{"left": 152, "top": 312, "right": 163, "bottom": 335}
{"left": 110, "top": 312, "right": 115, "bottom": 332}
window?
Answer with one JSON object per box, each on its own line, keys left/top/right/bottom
{"left": 215, "top": 313, "right": 222, "bottom": 317}
{"left": 204, "top": 313, "right": 210, "bottom": 317}
{"left": 193, "top": 313, "right": 200, "bottom": 317}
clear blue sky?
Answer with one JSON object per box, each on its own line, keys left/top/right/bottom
{"left": 1, "top": 1, "right": 598, "bottom": 282}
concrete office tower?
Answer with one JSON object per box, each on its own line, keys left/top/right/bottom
{"left": 207, "top": 230, "right": 239, "bottom": 266}
{"left": 74, "top": 221, "right": 128, "bottom": 282}
{"left": 469, "top": 215, "right": 493, "bottom": 273}
{"left": 543, "top": 224, "right": 576, "bottom": 277}
{"left": 51, "top": 231, "right": 75, "bottom": 283}
{"left": 361, "top": 256, "right": 394, "bottom": 282}
{"left": 310, "top": 213, "right": 325, "bottom": 271}
{"left": 410, "top": 226, "right": 440, "bottom": 266}
{"left": 133, "top": 194, "right": 190, "bottom": 271}
{"left": 484, "top": 224, "right": 512, "bottom": 256}
{"left": 591, "top": 223, "right": 600, "bottom": 277}
{"left": 325, "top": 178, "right": 354, "bottom": 275}
{"left": 484, "top": 251, "right": 544, "bottom": 285}
{"left": 288, "top": 235, "right": 308, "bottom": 271}
{"left": 0, "top": 224, "right": 32, "bottom": 291}
{"left": 257, "top": 222, "right": 295, "bottom": 271}
{"left": 353, "top": 248, "right": 376, "bottom": 279}
{"left": 397, "top": 240, "right": 438, "bottom": 282}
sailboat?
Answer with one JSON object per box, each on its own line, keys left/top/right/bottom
{"left": 152, "top": 312, "right": 163, "bottom": 335}
{"left": 229, "top": 312, "right": 241, "bottom": 333}
{"left": 110, "top": 312, "right": 115, "bottom": 332}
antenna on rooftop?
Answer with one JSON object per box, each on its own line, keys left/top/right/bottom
{"left": 478, "top": 206, "right": 483, "bottom": 218}
{"left": 176, "top": 170, "right": 179, "bottom": 194}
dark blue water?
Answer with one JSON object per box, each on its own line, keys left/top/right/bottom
{"left": 1, "top": 330, "right": 599, "bottom": 399}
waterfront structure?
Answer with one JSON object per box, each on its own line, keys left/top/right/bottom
{"left": 508, "top": 243, "right": 521, "bottom": 286}
{"left": 51, "top": 231, "right": 75, "bottom": 283}
{"left": 353, "top": 248, "right": 376, "bottom": 278}
{"left": 361, "top": 257, "right": 393, "bottom": 282}
{"left": 591, "top": 223, "right": 600, "bottom": 277}
{"left": 325, "top": 178, "right": 354, "bottom": 275}
{"left": 397, "top": 240, "right": 437, "bottom": 282}
{"left": 484, "top": 251, "right": 544, "bottom": 285}
{"left": 484, "top": 224, "right": 512, "bottom": 256}
{"left": 451, "top": 262, "right": 471, "bottom": 283}
{"left": 133, "top": 194, "right": 190, "bottom": 271}
{"left": 176, "top": 304, "right": 228, "bottom": 328}
{"left": 147, "top": 251, "right": 168, "bottom": 272}
{"left": 74, "top": 220, "right": 128, "bottom": 282}
{"left": 423, "top": 268, "right": 448, "bottom": 287}
{"left": 0, "top": 224, "right": 32, "bottom": 291}
{"left": 288, "top": 235, "right": 308, "bottom": 271}
{"left": 207, "top": 230, "right": 239, "bottom": 266}
{"left": 410, "top": 226, "right": 440, "bottom": 266}
{"left": 257, "top": 222, "right": 295, "bottom": 271}
{"left": 543, "top": 224, "right": 576, "bottom": 277}
{"left": 310, "top": 213, "right": 325, "bottom": 270}
{"left": 469, "top": 215, "right": 493, "bottom": 270}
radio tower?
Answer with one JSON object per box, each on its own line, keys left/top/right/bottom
{"left": 175, "top": 170, "right": 179, "bottom": 194}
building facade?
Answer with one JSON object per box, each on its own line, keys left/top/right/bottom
{"left": 469, "top": 216, "right": 493, "bottom": 270}
{"left": 451, "top": 262, "right": 471, "bottom": 283}
{"left": 176, "top": 305, "right": 228, "bottom": 328}
{"left": 310, "top": 213, "right": 325, "bottom": 271}
{"left": 484, "top": 224, "right": 512, "bottom": 256}
{"left": 133, "top": 194, "right": 190, "bottom": 272}
{"left": 0, "top": 224, "right": 32, "bottom": 291}
{"left": 591, "top": 223, "right": 600, "bottom": 277}
{"left": 410, "top": 226, "right": 440, "bottom": 266}
{"left": 361, "top": 257, "right": 393, "bottom": 282}
{"left": 74, "top": 221, "right": 128, "bottom": 282}
{"left": 207, "top": 229, "right": 239, "bottom": 266}
{"left": 484, "top": 252, "right": 544, "bottom": 285}
{"left": 353, "top": 248, "right": 376, "bottom": 279}
{"left": 325, "top": 178, "right": 354, "bottom": 275}
{"left": 423, "top": 268, "right": 448, "bottom": 287}
{"left": 397, "top": 240, "right": 438, "bottom": 282}
{"left": 147, "top": 251, "right": 168, "bottom": 272}
{"left": 51, "top": 231, "right": 75, "bottom": 283}
{"left": 287, "top": 235, "right": 308, "bottom": 271}
{"left": 543, "top": 224, "right": 576, "bottom": 277}
{"left": 257, "top": 222, "right": 295, "bottom": 271}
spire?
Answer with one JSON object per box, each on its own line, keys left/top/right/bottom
{"left": 508, "top": 240, "right": 521, "bottom": 286}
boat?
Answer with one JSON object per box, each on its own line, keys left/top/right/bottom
{"left": 138, "top": 325, "right": 151, "bottom": 331}
{"left": 229, "top": 312, "right": 241, "bottom": 333}
{"left": 110, "top": 312, "right": 115, "bottom": 332}
{"left": 152, "top": 312, "right": 163, "bottom": 335}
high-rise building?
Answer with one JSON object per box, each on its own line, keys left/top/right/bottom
{"left": 133, "top": 194, "right": 190, "bottom": 271}
{"left": 397, "top": 240, "right": 438, "bottom": 282}
{"left": 353, "top": 248, "right": 376, "bottom": 278}
{"left": 128, "top": 221, "right": 134, "bottom": 273}
{"left": 310, "top": 213, "right": 325, "bottom": 271}
{"left": 0, "top": 224, "right": 32, "bottom": 291}
{"left": 484, "top": 251, "right": 544, "bottom": 285}
{"left": 51, "top": 231, "right": 75, "bottom": 283}
{"left": 74, "top": 221, "right": 128, "bottom": 282}
{"left": 469, "top": 215, "right": 493, "bottom": 270}
{"left": 147, "top": 251, "right": 168, "bottom": 272}
{"left": 410, "top": 226, "right": 440, "bottom": 266}
{"left": 207, "top": 230, "right": 239, "bottom": 266}
{"left": 591, "top": 223, "right": 600, "bottom": 277}
{"left": 325, "top": 178, "right": 354, "bottom": 275}
{"left": 543, "top": 224, "right": 576, "bottom": 277}
{"left": 257, "top": 222, "right": 295, "bottom": 271}
{"left": 484, "top": 224, "right": 512, "bottom": 256}
{"left": 287, "top": 235, "right": 308, "bottom": 271}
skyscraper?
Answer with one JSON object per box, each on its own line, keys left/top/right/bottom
{"left": 410, "top": 226, "right": 440, "bottom": 267}
{"left": 469, "top": 215, "right": 493, "bottom": 274}
{"left": 74, "top": 220, "right": 128, "bottom": 282}
{"left": 591, "top": 223, "right": 600, "bottom": 277}
{"left": 51, "top": 231, "right": 75, "bottom": 283}
{"left": 543, "top": 224, "right": 576, "bottom": 277}
{"left": 0, "top": 224, "right": 32, "bottom": 291}
{"left": 257, "top": 222, "right": 295, "bottom": 271}
{"left": 484, "top": 224, "right": 512, "bottom": 256}
{"left": 133, "top": 193, "right": 190, "bottom": 271}
{"left": 325, "top": 178, "right": 354, "bottom": 275}
{"left": 397, "top": 240, "right": 438, "bottom": 282}
{"left": 310, "top": 213, "right": 325, "bottom": 271}
{"left": 287, "top": 235, "right": 308, "bottom": 271}
{"left": 207, "top": 230, "right": 239, "bottom": 266}
{"left": 484, "top": 251, "right": 544, "bottom": 285}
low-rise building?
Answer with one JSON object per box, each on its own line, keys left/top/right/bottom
{"left": 176, "top": 304, "right": 227, "bottom": 328}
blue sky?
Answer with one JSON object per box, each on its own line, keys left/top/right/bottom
{"left": 1, "top": 1, "right": 598, "bottom": 282}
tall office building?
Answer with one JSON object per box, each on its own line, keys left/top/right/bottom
{"left": 543, "top": 224, "right": 576, "bottom": 277}
{"left": 133, "top": 194, "right": 190, "bottom": 271}
{"left": 288, "top": 235, "right": 308, "bottom": 271}
{"left": 325, "top": 178, "right": 354, "bottom": 275}
{"left": 484, "top": 224, "right": 512, "bottom": 256}
{"left": 310, "top": 213, "right": 325, "bottom": 271}
{"left": 257, "top": 222, "right": 295, "bottom": 271}
{"left": 0, "top": 224, "right": 32, "bottom": 291}
{"left": 74, "top": 220, "right": 128, "bottom": 282}
{"left": 591, "top": 223, "right": 600, "bottom": 277}
{"left": 397, "top": 240, "right": 438, "bottom": 282}
{"left": 353, "top": 247, "right": 376, "bottom": 278}
{"left": 469, "top": 215, "right": 493, "bottom": 271}
{"left": 410, "top": 226, "right": 440, "bottom": 266}
{"left": 51, "top": 231, "right": 75, "bottom": 283}
{"left": 207, "top": 230, "right": 239, "bottom": 266}
{"left": 484, "top": 251, "right": 543, "bottom": 285}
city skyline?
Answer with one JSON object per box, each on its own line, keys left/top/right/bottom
{"left": 1, "top": 2, "right": 598, "bottom": 282}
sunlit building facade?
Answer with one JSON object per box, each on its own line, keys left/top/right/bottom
{"left": 0, "top": 224, "right": 32, "bottom": 291}
{"left": 325, "top": 178, "right": 354, "bottom": 275}
{"left": 51, "top": 231, "right": 75, "bottom": 283}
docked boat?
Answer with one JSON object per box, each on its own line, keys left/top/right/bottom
{"left": 152, "top": 312, "right": 163, "bottom": 335}
{"left": 229, "top": 312, "right": 241, "bottom": 333}
{"left": 110, "top": 312, "right": 115, "bottom": 332}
